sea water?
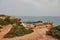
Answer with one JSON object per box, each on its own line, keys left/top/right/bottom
{"left": 17, "top": 16, "right": 60, "bottom": 26}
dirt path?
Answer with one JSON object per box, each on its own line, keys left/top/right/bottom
{"left": 1, "top": 28, "right": 57, "bottom": 40}
{"left": 0, "top": 25, "right": 12, "bottom": 39}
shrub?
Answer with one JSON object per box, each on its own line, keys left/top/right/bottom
{"left": 9, "top": 19, "right": 17, "bottom": 24}
{"left": 4, "top": 16, "right": 17, "bottom": 24}
{"left": 0, "top": 15, "right": 33, "bottom": 38}
{"left": 0, "top": 18, "right": 4, "bottom": 25}
{"left": 47, "top": 25, "right": 60, "bottom": 40}
{"left": 4, "top": 24, "right": 33, "bottom": 38}
{"left": 25, "top": 29, "right": 33, "bottom": 34}
{"left": 0, "top": 18, "right": 9, "bottom": 25}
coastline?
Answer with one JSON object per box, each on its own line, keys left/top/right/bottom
{"left": 0, "top": 15, "right": 59, "bottom": 40}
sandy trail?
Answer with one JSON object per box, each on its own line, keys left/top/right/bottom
{"left": 1, "top": 28, "right": 57, "bottom": 40}
{"left": 0, "top": 26, "right": 57, "bottom": 40}
{"left": 0, "top": 25, "right": 12, "bottom": 39}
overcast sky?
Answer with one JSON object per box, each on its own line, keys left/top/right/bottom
{"left": 0, "top": 0, "right": 60, "bottom": 16}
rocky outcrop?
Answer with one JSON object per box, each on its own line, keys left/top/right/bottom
{"left": 0, "top": 15, "right": 57, "bottom": 40}
{"left": 34, "top": 22, "right": 54, "bottom": 29}
{"left": 10, "top": 16, "right": 21, "bottom": 21}
{"left": 21, "top": 22, "right": 54, "bottom": 31}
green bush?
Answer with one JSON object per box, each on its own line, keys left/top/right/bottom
{"left": 0, "top": 16, "right": 17, "bottom": 25}
{"left": 25, "top": 29, "right": 33, "bottom": 34}
{"left": 9, "top": 19, "right": 17, "bottom": 24}
{"left": 0, "top": 18, "right": 9, "bottom": 25}
{"left": 4, "top": 16, "right": 17, "bottom": 24}
{"left": 0, "top": 15, "right": 33, "bottom": 38}
{"left": 0, "top": 18, "right": 4, "bottom": 25}
{"left": 4, "top": 24, "right": 33, "bottom": 38}
{"left": 47, "top": 25, "right": 60, "bottom": 40}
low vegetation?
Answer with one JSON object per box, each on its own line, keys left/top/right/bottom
{"left": 47, "top": 25, "right": 60, "bottom": 40}
{"left": 0, "top": 18, "right": 9, "bottom": 25}
{"left": 0, "top": 15, "right": 33, "bottom": 38}
{"left": 0, "top": 16, "right": 17, "bottom": 25}
{"left": 4, "top": 16, "right": 17, "bottom": 24}
{"left": 4, "top": 22, "right": 33, "bottom": 38}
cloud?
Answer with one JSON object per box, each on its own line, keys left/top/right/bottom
{"left": 0, "top": 0, "right": 60, "bottom": 16}
{"left": 33, "top": 0, "right": 60, "bottom": 10}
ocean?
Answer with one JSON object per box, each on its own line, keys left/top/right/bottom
{"left": 17, "top": 16, "right": 60, "bottom": 26}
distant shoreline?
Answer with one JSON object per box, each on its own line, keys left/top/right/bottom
{"left": 17, "top": 16, "right": 60, "bottom": 26}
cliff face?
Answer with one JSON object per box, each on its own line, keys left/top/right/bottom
{"left": 34, "top": 22, "right": 54, "bottom": 29}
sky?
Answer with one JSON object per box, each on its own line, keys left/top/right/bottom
{"left": 0, "top": 0, "right": 60, "bottom": 16}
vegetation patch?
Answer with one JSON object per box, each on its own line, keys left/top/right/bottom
{"left": 0, "top": 15, "right": 34, "bottom": 38}
{"left": 47, "top": 25, "right": 60, "bottom": 40}
{"left": 0, "top": 18, "right": 9, "bottom": 25}
{"left": 4, "top": 23, "right": 33, "bottom": 38}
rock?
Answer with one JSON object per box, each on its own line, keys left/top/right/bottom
{"left": 34, "top": 22, "right": 54, "bottom": 29}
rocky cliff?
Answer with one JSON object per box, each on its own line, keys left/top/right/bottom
{"left": 0, "top": 15, "right": 57, "bottom": 40}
